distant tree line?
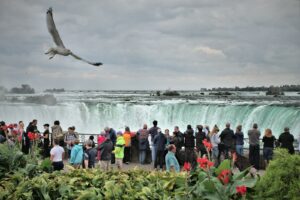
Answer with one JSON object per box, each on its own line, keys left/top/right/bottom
{"left": 208, "top": 85, "right": 300, "bottom": 92}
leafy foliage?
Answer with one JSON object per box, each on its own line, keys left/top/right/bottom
{"left": 0, "top": 143, "right": 27, "bottom": 177}
{"left": 255, "top": 149, "right": 300, "bottom": 200}
{"left": 0, "top": 169, "right": 188, "bottom": 200}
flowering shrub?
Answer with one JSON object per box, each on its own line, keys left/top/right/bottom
{"left": 186, "top": 139, "right": 257, "bottom": 200}
{"left": 183, "top": 162, "right": 191, "bottom": 171}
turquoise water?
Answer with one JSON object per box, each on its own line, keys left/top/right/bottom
{"left": 1, "top": 93, "right": 300, "bottom": 138}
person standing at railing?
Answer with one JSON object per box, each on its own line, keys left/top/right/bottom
{"left": 195, "top": 125, "right": 207, "bottom": 157}
{"left": 97, "top": 131, "right": 106, "bottom": 161}
{"left": 51, "top": 120, "right": 63, "bottom": 146}
{"left": 42, "top": 124, "right": 50, "bottom": 158}
{"left": 123, "top": 126, "right": 135, "bottom": 164}
{"left": 171, "top": 126, "right": 184, "bottom": 165}
{"left": 149, "top": 120, "right": 160, "bottom": 164}
{"left": 184, "top": 125, "right": 195, "bottom": 167}
{"left": 248, "top": 123, "right": 261, "bottom": 170}
{"left": 219, "top": 123, "right": 235, "bottom": 159}
{"left": 64, "top": 126, "right": 78, "bottom": 159}
{"left": 262, "top": 129, "right": 276, "bottom": 167}
{"left": 209, "top": 125, "right": 220, "bottom": 167}
{"left": 137, "top": 124, "right": 149, "bottom": 165}
{"left": 278, "top": 127, "right": 294, "bottom": 154}
{"left": 154, "top": 128, "right": 167, "bottom": 170}
{"left": 104, "top": 127, "right": 116, "bottom": 164}
{"left": 235, "top": 125, "right": 244, "bottom": 156}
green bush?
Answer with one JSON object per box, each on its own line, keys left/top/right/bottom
{"left": 0, "top": 143, "right": 27, "bottom": 177}
{"left": 255, "top": 148, "right": 300, "bottom": 200}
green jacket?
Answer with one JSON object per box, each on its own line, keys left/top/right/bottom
{"left": 114, "top": 136, "right": 125, "bottom": 159}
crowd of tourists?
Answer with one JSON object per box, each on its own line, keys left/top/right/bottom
{"left": 0, "top": 119, "right": 298, "bottom": 172}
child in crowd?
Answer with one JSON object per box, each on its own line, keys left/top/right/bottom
{"left": 113, "top": 131, "right": 125, "bottom": 170}
{"left": 70, "top": 139, "right": 83, "bottom": 169}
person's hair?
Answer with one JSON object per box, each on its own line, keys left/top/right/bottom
{"left": 168, "top": 144, "right": 175, "bottom": 151}
{"left": 174, "top": 126, "right": 179, "bottom": 130}
{"left": 253, "top": 123, "right": 258, "bottom": 129}
{"left": 197, "top": 125, "right": 203, "bottom": 132}
{"left": 44, "top": 124, "right": 50, "bottom": 127}
{"left": 264, "top": 129, "right": 272, "bottom": 137}
{"left": 226, "top": 123, "right": 230, "bottom": 128}
{"left": 54, "top": 138, "right": 60, "bottom": 145}
{"left": 284, "top": 127, "right": 289, "bottom": 132}
{"left": 85, "top": 139, "right": 93, "bottom": 147}
{"left": 187, "top": 125, "right": 192, "bottom": 130}
{"left": 153, "top": 120, "right": 158, "bottom": 126}
{"left": 125, "top": 126, "right": 130, "bottom": 132}
{"left": 54, "top": 120, "right": 60, "bottom": 125}
{"left": 19, "top": 121, "right": 23, "bottom": 124}
{"left": 209, "top": 125, "right": 219, "bottom": 137}
{"left": 32, "top": 119, "right": 37, "bottom": 123}
{"left": 89, "top": 135, "right": 94, "bottom": 140}
{"left": 236, "top": 125, "right": 242, "bottom": 132}
{"left": 74, "top": 139, "right": 80, "bottom": 144}
{"left": 104, "top": 127, "right": 110, "bottom": 132}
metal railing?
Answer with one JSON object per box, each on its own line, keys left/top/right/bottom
{"left": 76, "top": 133, "right": 299, "bottom": 151}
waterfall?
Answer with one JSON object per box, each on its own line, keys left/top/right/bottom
{"left": 1, "top": 101, "right": 299, "bottom": 138}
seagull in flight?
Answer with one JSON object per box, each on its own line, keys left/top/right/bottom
{"left": 45, "top": 7, "right": 102, "bottom": 66}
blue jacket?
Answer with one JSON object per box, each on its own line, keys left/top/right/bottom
{"left": 70, "top": 144, "right": 83, "bottom": 165}
{"left": 165, "top": 151, "right": 180, "bottom": 172}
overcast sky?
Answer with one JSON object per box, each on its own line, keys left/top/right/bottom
{"left": 0, "top": 0, "right": 299, "bottom": 90}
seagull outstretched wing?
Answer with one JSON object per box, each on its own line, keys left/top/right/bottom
{"left": 70, "top": 53, "right": 102, "bottom": 67}
{"left": 46, "top": 7, "right": 65, "bottom": 48}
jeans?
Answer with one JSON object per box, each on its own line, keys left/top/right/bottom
{"left": 236, "top": 145, "right": 244, "bottom": 156}
{"left": 151, "top": 145, "right": 157, "bottom": 163}
{"left": 249, "top": 144, "right": 260, "bottom": 170}
{"left": 139, "top": 150, "right": 146, "bottom": 164}
{"left": 263, "top": 147, "right": 273, "bottom": 161}
{"left": 212, "top": 146, "right": 219, "bottom": 166}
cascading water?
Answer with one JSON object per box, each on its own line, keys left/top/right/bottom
{"left": 1, "top": 93, "right": 300, "bottom": 138}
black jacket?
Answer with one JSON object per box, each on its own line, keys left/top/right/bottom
{"left": 172, "top": 131, "right": 184, "bottom": 150}
{"left": 184, "top": 129, "right": 195, "bottom": 148}
{"left": 99, "top": 139, "right": 113, "bottom": 161}
{"left": 153, "top": 132, "right": 167, "bottom": 151}
{"left": 220, "top": 128, "right": 235, "bottom": 148}
{"left": 195, "top": 131, "right": 206, "bottom": 150}
{"left": 278, "top": 132, "right": 294, "bottom": 154}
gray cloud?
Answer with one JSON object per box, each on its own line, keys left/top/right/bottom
{"left": 0, "top": 0, "right": 299, "bottom": 90}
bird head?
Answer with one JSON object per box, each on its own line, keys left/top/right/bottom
{"left": 47, "top": 7, "right": 52, "bottom": 14}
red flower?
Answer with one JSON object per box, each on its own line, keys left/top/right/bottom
{"left": 28, "top": 132, "right": 35, "bottom": 140}
{"left": 236, "top": 185, "right": 247, "bottom": 196}
{"left": 183, "top": 162, "right": 191, "bottom": 171}
{"left": 197, "top": 156, "right": 214, "bottom": 170}
{"left": 202, "top": 139, "right": 212, "bottom": 151}
{"left": 218, "top": 169, "right": 231, "bottom": 185}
